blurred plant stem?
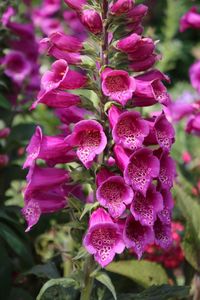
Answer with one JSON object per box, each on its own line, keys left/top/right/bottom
{"left": 80, "top": 256, "right": 95, "bottom": 300}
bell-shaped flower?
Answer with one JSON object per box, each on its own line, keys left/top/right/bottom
{"left": 96, "top": 170, "right": 134, "bottom": 218}
{"left": 134, "top": 70, "right": 171, "bottom": 106}
{"left": 124, "top": 148, "right": 160, "bottom": 196}
{"left": 31, "top": 89, "right": 81, "bottom": 110}
{"left": 110, "top": 0, "right": 134, "bottom": 16}
{"left": 180, "top": 6, "right": 200, "bottom": 32}
{"left": 112, "top": 110, "right": 149, "bottom": 150}
{"left": 154, "top": 217, "right": 172, "bottom": 249}
{"left": 83, "top": 208, "right": 125, "bottom": 267}
{"left": 154, "top": 112, "right": 175, "bottom": 151}
{"left": 2, "top": 50, "right": 31, "bottom": 84}
{"left": 155, "top": 150, "right": 176, "bottom": 190}
{"left": 129, "top": 54, "right": 160, "bottom": 72}
{"left": 131, "top": 184, "right": 163, "bottom": 227}
{"left": 186, "top": 113, "right": 200, "bottom": 136}
{"left": 101, "top": 68, "right": 136, "bottom": 106}
{"left": 113, "top": 144, "right": 130, "bottom": 171}
{"left": 65, "top": 120, "right": 107, "bottom": 168}
{"left": 189, "top": 60, "right": 200, "bottom": 94}
{"left": 123, "top": 215, "right": 154, "bottom": 259}
{"left": 23, "top": 126, "right": 76, "bottom": 168}
{"left": 41, "top": 59, "right": 87, "bottom": 94}
{"left": 81, "top": 9, "right": 103, "bottom": 35}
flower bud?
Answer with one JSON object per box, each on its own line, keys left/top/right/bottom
{"left": 81, "top": 9, "right": 103, "bottom": 35}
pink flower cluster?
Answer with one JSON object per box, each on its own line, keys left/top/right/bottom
{"left": 23, "top": 0, "right": 176, "bottom": 267}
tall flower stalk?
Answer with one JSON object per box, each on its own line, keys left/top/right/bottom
{"left": 23, "top": 0, "right": 176, "bottom": 298}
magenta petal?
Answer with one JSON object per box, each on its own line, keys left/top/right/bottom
{"left": 23, "top": 126, "right": 42, "bottom": 169}
{"left": 130, "top": 184, "right": 163, "bottom": 226}
{"left": 110, "top": 0, "right": 134, "bottom": 16}
{"left": 61, "top": 69, "right": 87, "bottom": 89}
{"left": 124, "top": 148, "right": 160, "bottom": 196}
{"left": 154, "top": 217, "right": 172, "bottom": 249}
{"left": 154, "top": 112, "right": 175, "bottom": 151}
{"left": 22, "top": 200, "right": 41, "bottom": 232}
{"left": 113, "top": 144, "right": 130, "bottom": 172}
{"left": 123, "top": 215, "right": 154, "bottom": 259}
{"left": 96, "top": 176, "right": 134, "bottom": 218}
{"left": 112, "top": 110, "right": 149, "bottom": 150}
{"left": 158, "top": 151, "right": 176, "bottom": 189}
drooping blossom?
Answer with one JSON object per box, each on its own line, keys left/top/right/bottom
{"left": 130, "top": 185, "right": 163, "bottom": 226}
{"left": 154, "top": 217, "right": 172, "bottom": 249}
{"left": 101, "top": 68, "right": 136, "bottom": 106}
{"left": 96, "top": 170, "right": 134, "bottom": 218}
{"left": 124, "top": 148, "right": 160, "bottom": 196}
{"left": 110, "top": 0, "right": 134, "bottom": 16}
{"left": 65, "top": 120, "right": 107, "bottom": 168}
{"left": 180, "top": 6, "right": 200, "bottom": 32}
{"left": 186, "top": 113, "right": 200, "bottom": 136}
{"left": 81, "top": 10, "right": 103, "bottom": 35}
{"left": 83, "top": 208, "right": 125, "bottom": 267}
{"left": 112, "top": 110, "right": 149, "bottom": 150}
{"left": 23, "top": 126, "right": 76, "bottom": 168}
{"left": 123, "top": 215, "right": 154, "bottom": 259}
{"left": 154, "top": 112, "right": 175, "bottom": 151}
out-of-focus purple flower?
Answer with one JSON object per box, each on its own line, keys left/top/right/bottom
{"left": 154, "top": 217, "right": 172, "bottom": 249}
{"left": 0, "top": 155, "right": 9, "bottom": 167}
{"left": 96, "top": 170, "right": 134, "bottom": 218}
{"left": 110, "top": 0, "right": 134, "bottom": 16}
{"left": 40, "top": 59, "right": 87, "bottom": 94}
{"left": 124, "top": 148, "right": 160, "bottom": 196}
{"left": 1, "top": 6, "right": 15, "bottom": 26}
{"left": 180, "top": 7, "right": 200, "bottom": 32}
{"left": 83, "top": 208, "right": 125, "bottom": 267}
{"left": 31, "top": 89, "right": 81, "bottom": 110}
{"left": 42, "top": 0, "right": 61, "bottom": 16}
{"left": 127, "top": 4, "right": 148, "bottom": 21}
{"left": 0, "top": 128, "right": 10, "bottom": 139}
{"left": 65, "top": 120, "right": 107, "bottom": 168}
{"left": 112, "top": 110, "right": 149, "bottom": 150}
{"left": 186, "top": 113, "right": 200, "bottom": 136}
{"left": 123, "top": 215, "right": 154, "bottom": 259}
{"left": 133, "top": 70, "right": 171, "bottom": 107}
{"left": 2, "top": 51, "right": 31, "bottom": 84}
{"left": 131, "top": 185, "right": 163, "bottom": 226}
{"left": 23, "top": 126, "right": 76, "bottom": 168}
{"left": 63, "top": 11, "right": 87, "bottom": 41}
{"left": 101, "top": 68, "right": 136, "bottom": 106}
{"left": 81, "top": 10, "right": 103, "bottom": 35}
{"left": 189, "top": 60, "right": 200, "bottom": 94}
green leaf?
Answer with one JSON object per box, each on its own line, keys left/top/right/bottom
{"left": 73, "top": 247, "right": 88, "bottom": 261}
{"left": 36, "top": 278, "right": 77, "bottom": 300}
{"left": 94, "top": 272, "right": 117, "bottom": 300}
{"left": 106, "top": 260, "right": 168, "bottom": 288}
{"left": 25, "top": 262, "right": 60, "bottom": 279}
{"left": 0, "top": 222, "right": 33, "bottom": 267}
{"left": 80, "top": 202, "right": 99, "bottom": 220}
{"left": 119, "top": 284, "right": 190, "bottom": 300}
{"left": 0, "top": 93, "right": 11, "bottom": 110}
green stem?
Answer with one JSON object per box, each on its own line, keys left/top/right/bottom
{"left": 80, "top": 256, "right": 95, "bottom": 300}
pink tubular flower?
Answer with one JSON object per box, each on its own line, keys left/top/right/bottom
{"left": 156, "top": 150, "right": 176, "bottom": 190}
{"left": 96, "top": 171, "right": 134, "bottom": 218}
{"left": 123, "top": 215, "right": 154, "bottom": 259}
{"left": 112, "top": 110, "right": 149, "bottom": 150}
{"left": 186, "top": 113, "right": 200, "bottom": 136}
{"left": 81, "top": 10, "right": 103, "bottom": 35}
{"left": 113, "top": 144, "right": 130, "bottom": 172}
{"left": 31, "top": 89, "right": 81, "bottom": 110}
{"left": 55, "top": 106, "right": 91, "bottom": 125}
{"left": 129, "top": 54, "right": 160, "bottom": 72}
{"left": 127, "top": 4, "right": 148, "bottom": 21}
{"left": 134, "top": 70, "right": 171, "bottom": 106}
{"left": 22, "top": 164, "right": 69, "bottom": 231}
{"left": 180, "top": 7, "right": 200, "bottom": 32}
{"left": 124, "top": 148, "right": 160, "bottom": 196}
{"left": 65, "top": 120, "right": 107, "bottom": 168}
{"left": 42, "top": 0, "right": 61, "bottom": 16}
{"left": 130, "top": 185, "right": 163, "bottom": 227}
{"left": 0, "top": 128, "right": 10, "bottom": 139}
{"left": 158, "top": 189, "right": 174, "bottom": 225}
{"left": 23, "top": 126, "right": 76, "bottom": 168}
{"left": 83, "top": 208, "right": 125, "bottom": 267}
{"left": 154, "top": 112, "right": 175, "bottom": 151}
{"left": 110, "top": 0, "right": 134, "bottom": 16}
{"left": 101, "top": 68, "right": 136, "bottom": 106}
{"left": 41, "top": 59, "right": 87, "bottom": 94}
{"left": 64, "top": 0, "right": 86, "bottom": 11}
{"left": 154, "top": 217, "right": 172, "bottom": 249}
{"left": 189, "top": 60, "right": 200, "bottom": 94}
{"left": 2, "top": 50, "right": 31, "bottom": 84}
{"left": 0, "top": 154, "right": 9, "bottom": 167}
